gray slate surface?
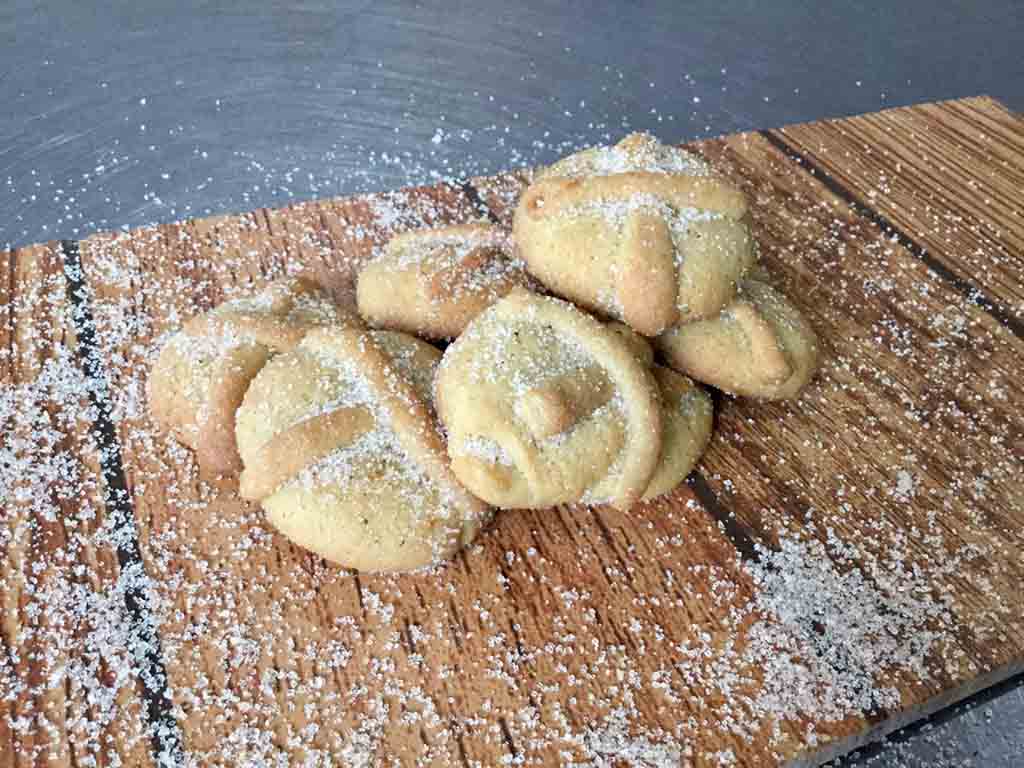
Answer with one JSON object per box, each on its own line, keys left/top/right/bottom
{"left": 2, "top": 2, "right": 1022, "bottom": 765}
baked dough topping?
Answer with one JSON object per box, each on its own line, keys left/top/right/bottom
{"left": 436, "top": 289, "right": 662, "bottom": 510}
{"left": 358, "top": 223, "right": 531, "bottom": 339}
{"left": 514, "top": 134, "right": 756, "bottom": 336}
{"left": 148, "top": 276, "right": 354, "bottom": 475}
{"left": 235, "top": 328, "right": 489, "bottom": 572}
{"left": 656, "top": 277, "right": 819, "bottom": 400}
{"left": 541, "top": 131, "right": 711, "bottom": 179}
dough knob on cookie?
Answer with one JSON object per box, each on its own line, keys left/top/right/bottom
{"left": 357, "top": 223, "right": 533, "bottom": 340}
{"left": 148, "top": 276, "right": 358, "bottom": 475}
{"left": 234, "top": 328, "right": 490, "bottom": 572}
{"left": 435, "top": 288, "right": 663, "bottom": 511}
{"left": 513, "top": 132, "right": 756, "bottom": 337}
{"left": 655, "top": 278, "right": 819, "bottom": 400}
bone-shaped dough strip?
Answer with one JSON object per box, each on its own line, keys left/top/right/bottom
{"left": 520, "top": 172, "right": 748, "bottom": 221}
{"left": 191, "top": 341, "right": 271, "bottom": 475}
{"left": 239, "top": 405, "right": 375, "bottom": 502}
{"left": 616, "top": 211, "right": 680, "bottom": 336}
{"left": 302, "top": 329, "right": 490, "bottom": 527}
{"left": 427, "top": 243, "right": 501, "bottom": 300}
{"left": 189, "top": 277, "right": 358, "bottom": 351}
{"left": 387, "top": 223, "right": 510, "bottom": 253}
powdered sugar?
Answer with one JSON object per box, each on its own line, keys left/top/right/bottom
{"left": 454, "top": 307, "right": 596, "bottom": 396}
{"left": 549, "top": 134, "right": 711, "bottom": 179}
{"left": 459, "top": 435, "right": 513, "bottom": 466}
{"left": 561, "top": 192, "right": 722, "bottom": 266}
{"left": 568, "top": 707, "right": 686, "bottom": 767}
{"left": 7, "top": 109, "right": 1022, "bottom": 768}
{"left": 0, "top": 265, "right": 160, "bottom": 764}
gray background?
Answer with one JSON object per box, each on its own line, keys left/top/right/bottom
{"left": 2, "top": 1, "right": 1022, "bottom": 764}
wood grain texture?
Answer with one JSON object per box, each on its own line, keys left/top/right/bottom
{"left": 0, "top": 244, "right": 155, "bottom": 767}
{"left": 700, "top": 121, "right": 1024, "bottom": 742}
{"left": 477, "top": 105, "right": 1024, "bottom": 763}
{"left": 79, "top": 188, "right": 809, "bottom": 766}
{"left": 775, "top": 96, "right": 1024, "bottom": 318}
{"left": 16, "top": 97, "right": 1024, "bottom": 767}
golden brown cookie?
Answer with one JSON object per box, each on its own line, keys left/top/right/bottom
{"left": 605, "top": 321, "right": 656, "bottom": 367}
{"left": 540, "top": 131, "right": 714, "bottom": 180}
{"left": 234, "top": 329, "right": 488, "bottom": 572}
{"left": 148, "top": 276, "right": 356, "bottom": 475}
{"left": 641, "top": 366, "right": 713, "bottom": 500}
{"left": 357, "top": 223, "right": 533, "bottom": 339}
{"left": 435, "top": 289, "right": 662, "bottom": 510}
{"left": 196, "top": 275, "right": 359, "bottom": 348}
{"left": 655, "top": 278, "right": 819, "bottom": 400}
{"left": 514, "top": 133, "right": 756, "bottom": 336}
{"left": 599, "top": 323, "right": 713, "bottom": 500}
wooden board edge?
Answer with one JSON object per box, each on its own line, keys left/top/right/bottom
{"left": 792, "top": 659, "right": 1024, "bottom": 768}
{"left": 768, "top": 94, "right": 1021, "bottom": 137}
{"left": 973, "top": 94, "right": 1021, "bottom": 119}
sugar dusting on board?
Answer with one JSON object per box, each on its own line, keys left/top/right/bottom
{"left": 3, "top": 111, "right": 1024, "bottom": 768}
{"left": 0, "top": 262, "right": 155, "bottom": 763}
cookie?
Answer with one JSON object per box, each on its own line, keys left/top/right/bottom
{"left": 642, "top": 366, "right": 714, "bottom": 500}
{"left": 235, "top": 329, "right": 489, "bottom": 572}
{"left": 600, "top": 323, "right": 713, "bottom": 500}
{"left": 357, "top": 223, "right": 532, "bottom": 339}
{"left": 148, "top": 276, "right": 356, "bottom": 475}
{"left": 435, "top": 289, "right": 662, "bottom": 510}
{"left": 198, "top": 275, "right": 359, "bottom": 348}
{"left": 513, "top": 133, "right": 756, "bottom": 336}
{"left": 605, "top": 321, "right": 656, "bottom": 367}
{"left": 656, "top": 278, "right": 819, "bottom": 400}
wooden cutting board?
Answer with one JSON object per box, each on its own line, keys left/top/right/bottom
{"left": 2, "top": 95, "right": 1022, "bottom": 767}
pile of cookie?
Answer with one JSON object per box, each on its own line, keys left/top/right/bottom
{"left": 149, "top": 133, "right": 818, "bottom": 572}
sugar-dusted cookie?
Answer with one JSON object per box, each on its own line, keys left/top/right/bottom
{"left": 435, "top": 289, "right": 662, "bottom": 510}
{"left": 514, "top": 133, "right": 756, "bottom": 336}
{"left": 600, "top": 323, "right": 713, "bottom": 500}
{"left": 642, "top": 366, "right": 713, "bottom": 500}
{"left": 605, "top": 321, "right": 656, "bottom": 366}
{"left": 357, "top": 223, "right": 533, "bottom": 340}
{"left": 234, "top": 329, "right": 489, "bottom": 572}
{"left": 656, "top": 278, "right": 819, "bottom": 400}
{"left": 198, "top": 275, "right": 359, "bottom": 349}
{"left": 148, "top": 276, "right": 357, "bottom": 475}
